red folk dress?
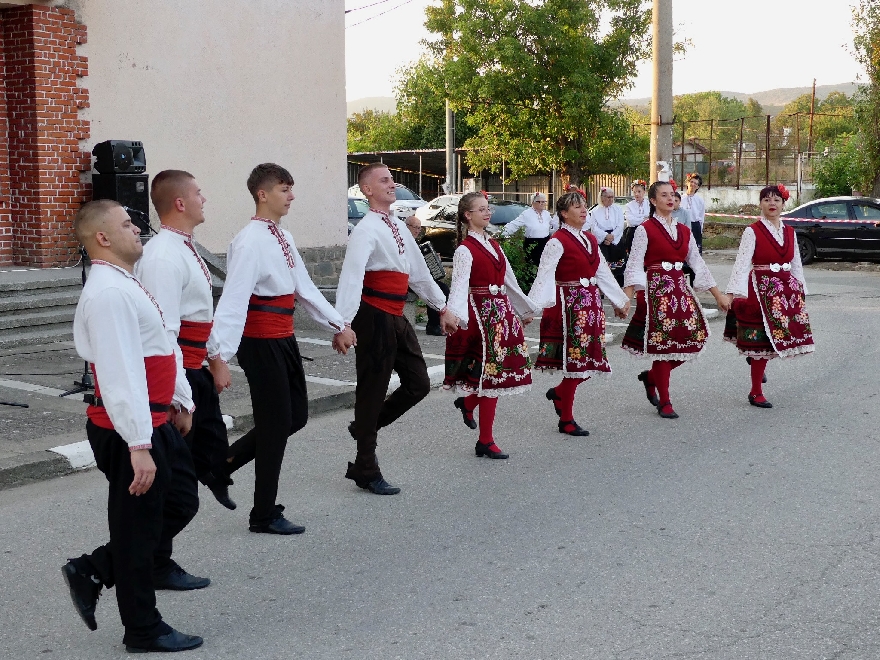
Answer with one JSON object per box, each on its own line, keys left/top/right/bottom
{"left": 444, "top": 234, "right": 533, "bottom": 397}
{"left": 621, "top": 217, "right": 713, "bottom": 361}
{"left": 723, "top": 220, "right": 814, "bottom": 359}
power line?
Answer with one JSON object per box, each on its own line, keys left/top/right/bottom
{"left": 345, "top": 0, "right": 394, "bottom": 14}
{"left": 346, "top": 0, "right": 416, "bottom": 28}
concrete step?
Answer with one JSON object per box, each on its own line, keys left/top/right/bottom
{"left": 0, "top": 325, "right": 73, "bottom": 350}
{"left": 0, "top": 307, "right": 76, "bottom": 331}
{"left": 0, "top": 289, "right": 81, "bottom": 313}
{"left": 0, "top": 269, "right": 82, "bottom": 295}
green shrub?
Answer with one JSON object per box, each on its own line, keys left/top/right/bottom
{"left": 493, "top": 226, "right": 537, "bottom": 289}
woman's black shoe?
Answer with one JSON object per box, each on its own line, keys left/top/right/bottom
{"left": 748, "top": 394, "right": 773, "bottom": 408}
{"left": 545, "top": 388, "right": 562, "bottom": 417}
{"left": 558, "top": 420, "right": 590, "bottom": 436}
{"left": 454, "top": 397, "right": 477, "bottom": 429}
{"left": 475, "top": 441, "right": 508, "bottom": 459}
{"left": 637, "top": 371, "right": 660, "bottom": 406}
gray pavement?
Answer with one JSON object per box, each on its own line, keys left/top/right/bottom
{"left": 0, "top": 258, "right": 878, "bottom": 657}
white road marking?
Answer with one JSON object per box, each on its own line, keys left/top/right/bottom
{"left": 48, "top": 440, "right": 95, "bottom": 469}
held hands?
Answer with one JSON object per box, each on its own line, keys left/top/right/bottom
{"left": 333, "top": 326, "right": 357, "bottom": 355}
{"left": 713, "top": 291, "right": 732, "bottom": 313}
{"left": 129, "top": 448, "right": 157, "bottom": 496}
{"left": 440, "top": 309, "right": 460, "bottom": 335}
{"left": 207, "top": 357, "right": 232, "bottom": 393}
{"left": 168, "top": 407, "right": 193, "bottom": 436}
{"left": 614, "top": 299, "right": 631, "bottom": 319}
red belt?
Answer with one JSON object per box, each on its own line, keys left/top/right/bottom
{"left": 243, "top": 294, "right": 295, "bottom": 339}
{"left": 178, "top": 320, "right": 212, "bottom": 369}
{"left": 87, "top": 354, "right": 176, "bottom": 430}
{"left": 362, "top": 271, "right": 409, "bottom": 316}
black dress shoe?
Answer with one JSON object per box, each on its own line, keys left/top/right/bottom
{"left": 657, "top": 402, "right": 679, "bottom": 419}
{"left": 359, "top": 477, "right": 401, "bottom": 495}
{"left": 748, "top": 394, "right": 773, "bottom": 408}
{"left": 154, "top": 563, "right": 210, "bottom": 591}
{"left": 61, "top": 559, "right": 102, "bottom": 631}
{"left": 249, "top": 505, "right": 305, "bottom": 535}
{"left": 545, "top": 388, "right": 562, "bottom": 418}
{"left": 453, "top": 397, "right": 477, "bottom": 430}
{"left": 637, "top": 371, "right": 660, "bottom": 406}
{"left": 558, "top": 420, "right": 590, "bottom": 436}
{"left": 425, "top": 325, "right": 444, "bottom": 336}
{"left": 125, "top": 629, "right": 204, "bottom": 653}
{"left": 475, "top": 441, "right": 509, "bottom": 459}
{"left": 201, "top": 472, "right": 236, "bottom": 510}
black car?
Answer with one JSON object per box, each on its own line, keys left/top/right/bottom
{"left": 421, "top": 200, "right": 531, "bottom": 258}
{"left": 782, "top": 196, "right": 880, "bottom": 264}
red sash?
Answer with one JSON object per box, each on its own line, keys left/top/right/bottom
{"left": 242, "top": 294, "right": 295, "bottom": 339}
{"left": 178, "top": 320, "right": 212, "bottom": 369}
{"left": 362, "top": 270, "right": 409, "bottom": 316}
{"left": 87, "top": 354, "right": 177, "bottom": 430}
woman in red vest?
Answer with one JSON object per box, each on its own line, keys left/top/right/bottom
{"left": 621, "top": 181, "right": 730, "bottom": 419}
{"left": 529, "top": 191, "right": 631, "bottom": 436}
{"left": 723, "top": 184, "right": 814, "bottom": 407}
{"left": 444, "top": 192, "right": 539, "bottom": 459}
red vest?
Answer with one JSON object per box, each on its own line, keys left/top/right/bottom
{"left": 242, "top": 294, "right": 295, "bottom": 339}
{"left": 361, "top": 270, "right": 409, "bottom": 316}
{"left": 751, "top": 221, "right": 795, "bottom": 265}
{"left": 462, "top": 235, "right": 506, "bottom": 286}
{"left": 87, "top": 354, "right": 176, "bottom": 430}
{"left": 178, "top": 320, "right": 212, "bottom": 369}
{"left": 554, "top": 228, "right": 600, "bottom": 281}
{"left": 642, "top": 217, "right": 691, "bottom": 266}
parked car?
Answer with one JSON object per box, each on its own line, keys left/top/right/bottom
{"left": 420, "top": 199, "right": 531, "bottom": 258}
{"left": 348, "top": 196, "right": 370, "bottom": 227}
{"left": 413, "top": 194, "right": 462, "bottom": 222}
{"left": 781, "top": 196, "right": 880, "bottom": 264}
{"left": 348, "top": 182, "right": 427, "bottom": 220}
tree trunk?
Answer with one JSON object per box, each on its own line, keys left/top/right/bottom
{"left": 872, "top": 171, "right": 880, "bottom": 198}
{"left": 561, "top": 161, "right": 584, "bottom": 190}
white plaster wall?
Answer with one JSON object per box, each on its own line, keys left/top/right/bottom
{"left": 68, "top": 0, "right": 347, "bottom": 253}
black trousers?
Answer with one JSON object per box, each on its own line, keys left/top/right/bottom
{"left": 79, "top": 421, "right": 198, "bottom": 646}
{"left": 184, "top": 366, "right": 229, "bottom": 482}
{"left": 350, "top": 303, "right": 430, "bottom": 478}
{"left": 425, "top": 280, "right": 450, "bottom": 329}
{"left": 227, "top": 336, "right": 307, "bottom": 525}
{"left": 692, "top": 222, "right": 703, "bottom": 254}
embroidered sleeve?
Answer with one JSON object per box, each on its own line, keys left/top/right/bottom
{"left": 290, "top": 242, "right": 345, "bottom": 333}
{"left": 528, "top": 237, "right": 563, "bottom": 309}
{"left": 726, "top": 227, "right": 756, "bottom": 298}
{"left": 685, "top": 234, "right": 717, "bottom": 291}
{"left": 446, "top": 245, "right": 473, "bottom": 326}
{"left": 790, "top": 234, "right": 809, "bottom": 295}
{"left": 596, "top": 250, "right": 630, "bottom": 309}
{"left": 623, "top": 225, "right": 649, "bottom": 290}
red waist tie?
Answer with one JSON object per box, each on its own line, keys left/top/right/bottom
{"left": 243, "top": 293, "right": 295, "bottom": 339}
{"left": 362, "top": 271, "right": 409, "bottom": 316}
{"left": 178, "top": 320, "right": 213, "bottom": 369}
{"left": 87, "top": 354, "right": 177, "bottom": 430}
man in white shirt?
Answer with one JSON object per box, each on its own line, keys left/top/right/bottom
{"left": 682, "top": 173, "right": 706, "bottom": 253}
{"left": 207, "top": 164, "right": 355, "bottom": 534}
{"left": 588, "top": 187, "right": 628, "bottom": 286}
{"left": 336, "top": 163, "right": 453, "bottom": 495}
{"left": 136, "top": 170, "right": 235, "bottom": 513}
{"left": 62, "top": 200, "right": 203, "bottom": 653}
{"left": 500, "top": 192, "right": 558, "bottom": 266}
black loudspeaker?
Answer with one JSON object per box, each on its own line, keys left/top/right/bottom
{"left": 92, "top": 173, "right": 151, "bottom": 234}
{"left": 92, "top": 140, "right": 146, "bottom": 174}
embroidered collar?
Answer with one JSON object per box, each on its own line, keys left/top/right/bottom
{"left": 252, "top": 215, "right": 295, "bottom": 268}
{"left": 371, "top": 207, "right": 405, "bottom": 255}
{"left": 160, "top": 224, "right": 193, "bottom": 240}
{"left": 91, "top": 260, "right": 165, "bottom": 326}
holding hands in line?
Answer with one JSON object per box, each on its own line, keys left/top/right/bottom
{"left": 332, "top": 326, "right": 357, "bottom": 355}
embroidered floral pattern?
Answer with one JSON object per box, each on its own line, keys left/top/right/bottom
{"left": 645, "top": 270, "right": 707, "bottom": 353}
{"left": 754, "top": 272, "right": 814, "bottom": 356}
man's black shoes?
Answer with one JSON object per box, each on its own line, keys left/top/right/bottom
{"left": 61, "top": 558, "right": 102, "bottom": 631}
{"left": 249, "top": 504, "right": 306, "bottom": 535}
{"left": 153, "top": 562, "right": 211, "bottom": 591}
{"left": 201, "top": 471, "right": 236, "bottom": 510}
{"left": 125, "top": 629, "right": 203, "bottom": 653}
{"left": 344, "top": 462, "right": 401, "bottom": 495}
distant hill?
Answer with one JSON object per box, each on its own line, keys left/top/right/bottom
{"left": 619, "top": 82, "right": 859, "bottom": 116}
{"left": 347, "top": 96, "right": 396, "bottom": 116}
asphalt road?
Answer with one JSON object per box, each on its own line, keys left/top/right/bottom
{"left": 0, "top": 263, "right": 879, "bottom": 659}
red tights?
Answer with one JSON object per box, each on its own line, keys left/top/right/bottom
{"left": 750, "top": 358, "right": 768, "bottom": 399}
{"left": 464, "top": 394, "right": 498, "bottom": 444}
{"left": 552, "top": 377, "right": 589, "bottom": 421}
{"left": 649, "top": 360, "right": 683, "bottom": 406}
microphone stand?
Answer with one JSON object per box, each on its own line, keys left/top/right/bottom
{"left": 59, "top": 246, "right": 94, "bottom": 401}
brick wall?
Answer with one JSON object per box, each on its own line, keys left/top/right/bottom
{"left": 0, "top": 6, "right": 89, "bottom": 268}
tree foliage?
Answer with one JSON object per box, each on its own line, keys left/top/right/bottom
{"left": 347, "top": 109, "right": 407, "bottom": 153}
{"left": 852, "top": 0, "right": 880, "bottom": 194}
{"left": 422, "top": 0, "right": 651, "bottom": 187}
{"left": 773, "top": 92, "right": 856, "bottom": 152}
{"left": 812, "top": 133, "right": 870, "bottom": 198}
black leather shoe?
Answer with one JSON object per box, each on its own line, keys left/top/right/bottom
{"left": 545, "top": 388, "right": 562, "bottom": 418}
{"left": 475, "top": 441, "right": 509, "bottom": 459}
{"left": 638, "top": 371, "right": 660, "bottom": 406}
{"left": 201, "top": 472, "right": 236, "bottom": 510}
{"left": 61, "top": 559, "right": 101, "bottom": 631}
{"left": 425, "top": 325, "right": 444, "bottom": 336}
{"left": 558, "top": 420, "right": 590, "bottom": 436}
{"left": 453, "top": 397, "right": 477, "bottom": 430}
{"left": 657, "top": 402, "right": 679, "bottom": 419}
{"left": 746, "top": 357, "right": 768, "bottom": 383}
{"left": 125, "top": 629, "right": 204, "bottom": 653}
{"left": 154, "top": 564, "right": 210, "bottom": 591}
{"left": 249, "top": 505, "right": 305, "bottom": 535}
{"left": 748, "top": 394, "right": 773, "bottom": 408}
{"left": 359, "top": 477, "right": 401, "bottom": 495}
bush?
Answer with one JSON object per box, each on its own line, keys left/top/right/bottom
{"left": 493, "top": 226, "right": 537, "bottom": 289}
{"left": 813, "top": 133, "right": 870, "bottom": 198}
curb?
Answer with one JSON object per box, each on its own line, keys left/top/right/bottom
{"left": 0, "top": 365, "right": 447, "bottom": 491}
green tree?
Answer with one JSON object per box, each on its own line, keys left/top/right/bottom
{"left": 423, "top": 0, "right": 651, "bottom": 187}
{"left": 671, "top": 92, "right": 748, "bottom": 158}
{"left": 852, "top": 0, "right": 880, "bottom": 194}
{"left": 347, "top": 109, "right": 407, "bottom": 153}
{"left": 773, "top": 92, "right": 856, "bottom": 152}
{"left": 812, "top": 133, "right": 869, "bottom": 197}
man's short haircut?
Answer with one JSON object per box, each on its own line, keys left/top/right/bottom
{"left": 357, "top": 162, "right": 390, "bottom": 189}
{"left": 150, "top": 169, "right": 195, "bottom": 216}
{"left": 247, "top": 163, "right": 294, "bottom": 202}
{"left": 74, "top": 199, "right": 122, "bottom": 246}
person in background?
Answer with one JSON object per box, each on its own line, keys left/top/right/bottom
{"left": 500, "top": 192, "right": 558, "bottom": 267}
{"left": 682, "top": 173, "right": 706, "bottom": 253}
{"left": 588, "top": 186, "right": 627, "bottom": 286}
{"left": 404, "top": 214, "right": 450, "bottom": 337}
{"left": 622, "top": 179, "right": 649, "bottom": 254}
{"left": 670, "top": 191, "right": 692, "bottom": 231}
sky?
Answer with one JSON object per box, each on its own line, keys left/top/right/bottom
{"left": 344, "top": 0, "right": 865, "bottom": 102}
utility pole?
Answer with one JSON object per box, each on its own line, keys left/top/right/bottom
{"left": 650, "top": 0, "right": 673, "bottom": 183}
{"left": 445, "top": 100, "right": 455, "bottom": 194}
{"left": 807, "top": 78, "right": 817, "bottom": 156}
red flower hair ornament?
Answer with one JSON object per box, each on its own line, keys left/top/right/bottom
{"left": 775, "top": 184, "right": 790, "bottom": 201}
{"left": 668, "top": 178, "right": 678, "bottom": 192}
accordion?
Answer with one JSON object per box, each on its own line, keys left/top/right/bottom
{"left": 419, "top": 240, "right": 446, "bottom": 282}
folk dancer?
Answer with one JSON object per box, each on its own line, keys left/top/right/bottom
{"left": 207, "top": 163, "right": 355, "bottom": 534}
{"left": 336, "top": 163, "right": 452, "bottom": 494}
{"left": 62, "top": 200, "right": 204, "bottom": 653}
{"left": 621, "top": 181, "right": 730, "bottom": 419}
{"left": 622, "top": 179, "right": 649, "bottom": 253}
{"left": 444, "top": 192, "right": 538, "bottom": 459}
{"left": 723, "top": 184, "right": 814, "bottom": 408}
{"left": 136, "top": 170, "right": 235, "bottom": 512}
{"left": 587, "top": 186, "right": 627, "bottom": 286}
{"left": 530, "top": 191, "right": 631, "bottom": 436}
